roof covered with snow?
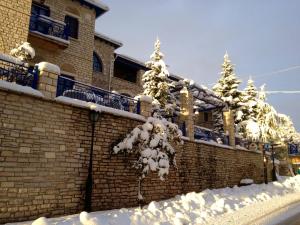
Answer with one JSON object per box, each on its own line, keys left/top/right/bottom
{"left": 94, "top": 32, "right": 123, "bottom": 48}
{"left": 79, "top": 0, "right": 109, "bottom": 18}
{"left": 115, "top": 54, "right": 148, "bottom": 70}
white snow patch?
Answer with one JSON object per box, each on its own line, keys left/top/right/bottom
{"left": 0, "top": 80, "right": 44, "bottom": 98}
{"left": 194, "top": 139, "right": 234, "bottom": 150}
{"left": 12, "top": 175, "right": 300, "bottom": 225}
{"left": 135, "top": 95, "right": 153, "bottom": 103}
{"left": 55, "top": 96, "right": 146, "bottom": 122}
{"left": 37, "top": 62, "right": 60, "bottom": 74}
{"left": 240, "top": 178, "right": 254, "bottom": 185}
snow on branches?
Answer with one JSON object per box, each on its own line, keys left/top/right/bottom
{"left": 142, "top": 39, "right": 175, "bottom": 114}
{"left": 112, "top": 115, "right": 183, "bottom": 199}
{"left": 10, "top": 42, "right": 35, "bottom": 62}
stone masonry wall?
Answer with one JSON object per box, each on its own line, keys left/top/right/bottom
{"left": 0, "top": 0, "right": 32, "bottom": 54}
{"left": 0, "top": 89, "right": 269, "bottom": 223}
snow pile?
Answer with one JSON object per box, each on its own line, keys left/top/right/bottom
{"left": 135, "top": 95, "right": 153, "bottom": 103}
{"left": 240, "top": 178, "right": 254, "bottom": 185}
{"left": 26, "top": 176, "right": 300, "bottom": 225}
{"left": 37, "top": 62, "right": 61, "bottom": 74}
{"left": 10, "top": 42, "right": 35, "bottom": 61}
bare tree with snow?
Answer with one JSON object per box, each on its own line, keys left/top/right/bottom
{"left": 112, "top": 114, "right": 183, "bottom": 200}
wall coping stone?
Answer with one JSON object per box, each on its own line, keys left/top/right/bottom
{"left": 0, "top": 80, "right": 44, "bottom": 98}
{"left": 55, "top": 96, "right": 146, "bottom": 122}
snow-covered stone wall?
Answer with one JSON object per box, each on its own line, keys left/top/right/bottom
{"left": 0, "top": 89, "right": 273, "bottom": 223}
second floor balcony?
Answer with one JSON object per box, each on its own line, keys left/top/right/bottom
{"left": 29, "top": 14, "right": 70, "bottom": 48}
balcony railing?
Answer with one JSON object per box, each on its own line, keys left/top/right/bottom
{"left": 0, "top": 55, "right": 39, "bottom": 89}
{"left": 288, "top": 143, "right": 299, "bottom": 155}
{"left": 56, "top": 76, "right": 141, "bottom": 114}
{"left": 29, "top": 14, "right": 69, "bottom": 42}
{"left": 194, "top": 125, "right": 230, "bottom": 145}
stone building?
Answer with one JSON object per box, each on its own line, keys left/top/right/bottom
{"left": 0, "top": 0, "right": 215, "bottom": 126}
{"left": 0, "top": 0, "right": 145, "bottom": 97}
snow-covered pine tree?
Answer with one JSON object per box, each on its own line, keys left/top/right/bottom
{"left": 113, "top": 114, "right": 183, "bottom": 200}
{"left": 236, "top": 78, "right": 259, "bottom": 136}
{"left": 142, "top": 39, "right": 175, "bottom": 114}
{"left": 253, "top": 85, "right": 279, "bottom": 142}
{"left": 213, "top": 52, "right": 242, "bottom": 124}
{"left": 243, "top": 78, "right": 259, "bottom": 120}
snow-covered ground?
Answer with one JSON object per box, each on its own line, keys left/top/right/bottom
{"left": 7, "top": 175, "right": 300, "bottom": 225}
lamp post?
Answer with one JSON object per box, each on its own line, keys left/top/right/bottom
{"left": 263, "top": 144, "right": 268, "bottom": 184}
{"left": 84, "top": 110, "right": 100, "bottom": 212}
{"left": 271, "top": 143, "right": 278, "bottom": 181}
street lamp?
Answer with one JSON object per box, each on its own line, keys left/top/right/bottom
{"left": 263, "top": 144, "right": 268, "bottom": 184}
{"left": 271, "top": 143, "right": 278, "bottom": 181}
{"left": 84, "top": 110, "right": 100, "bottom": 212}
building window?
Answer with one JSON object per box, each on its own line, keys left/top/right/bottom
{"left": 93, "top": 52, "right": 103, "bottom": 73}
{"left": 114, "top": 61, "right": 138, "bottom": 83}
{"left": 204, "top": 112, "right": 209, "bottom": 122}
{"left": 31, "top": 2, "right": 50, "bottom": 16}
{"left": 65, "top": 15, "right": 79, "bottom": 39}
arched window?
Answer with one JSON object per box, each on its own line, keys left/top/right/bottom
{"left": 93, "top": 52, "right": 102, "bottom": 73}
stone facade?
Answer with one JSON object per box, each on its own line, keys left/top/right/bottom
{"left": 92, "top": 37, "right": 116, "bottom": 90}
{"left": 0, "top": 88, "right": 272, "bottom": 223}
{"left": 0, "top": 0, "right": 32, "bottom": 54}
{"left": 28, "top": 0, "right": 96, "bottom": 84}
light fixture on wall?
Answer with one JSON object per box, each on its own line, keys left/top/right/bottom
{"left": 195, "top": 109, "right": 199, "bottom": 115}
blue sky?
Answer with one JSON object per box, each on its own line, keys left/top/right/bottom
{"left": 95, "top": 0, "right": 300, "bottom": 130}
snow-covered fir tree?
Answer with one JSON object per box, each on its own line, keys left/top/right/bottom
{"left": 248, "top": 85, "right": 279, "bottom": 142}
{"left": 236, "top": 78, "right": 259, "bottom": 136}
{"left": 213, "top": 52, "right": 242, "bottom": 116}
{"left": 212, "top": 109, "right": 224, "bottom": 133}
{"left": 142, "top": 39, "right": 175, "bottom": 114}
{"left": 10, "top": 42, "right": 35, "bottom": 61}
{"left": 113, "top": 114, "right": 182, "bottom": 200}
{"left": 243, "top": 78, "right": 259, "bottom": 120}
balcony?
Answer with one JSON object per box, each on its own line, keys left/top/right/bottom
{"left": 29, "top": 14, "right": 70, "bottom": 49}
{"left": 194, "top": 125, "right": 230, "bottom": 145}
{"left": 56, "top": 76, "right": 141, "bottom": 114}
{"left": 0, "top": 54, "right": 39, "bottom": 89}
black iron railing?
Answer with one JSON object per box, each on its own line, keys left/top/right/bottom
{"left": 288, "top": 143, "right": 299, "bottom": 155}
{"left": 56, "top": 76, "right": 141, "bottom": 114}
{"left": 194, "top": 125, "right": 230, "bottom": 145}
{"left": 29, "top": 14, "right": 69, "bottom": 41}
{"left": 0, "top": 57, "right": 39, "bottom": 89}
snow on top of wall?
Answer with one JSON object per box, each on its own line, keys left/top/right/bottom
{"left": 0, "top": 80, "right": 44, "bottom": 98}
{"left": 37, "top": 62, "right": 60, "bottom": 74}
{"left": 55, "top": 96, "right": 146, "bottom": 122}
{"left": 195, "top": 139, "right": 235, "bottom": 150}
{"left": 0, "top": 53, "right": 23, "bottom": 65}
{"left": 135, "top": 95, "right": 153, "bottom": 103}
{"left": 23, "top": 175, "right": 300, "bottom": 225}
